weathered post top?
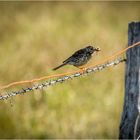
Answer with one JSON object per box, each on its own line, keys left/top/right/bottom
{"left": 119, "top": 22, "right": 140, "bottom": 139}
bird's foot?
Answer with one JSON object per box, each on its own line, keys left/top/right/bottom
{"left": 78, "top": 66, "right": 87, "bottom": 73}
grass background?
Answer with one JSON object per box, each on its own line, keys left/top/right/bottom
{"left": 0, "top": 1, "right": 140, "bottom": 138}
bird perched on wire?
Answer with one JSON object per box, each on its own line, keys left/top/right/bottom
{"left": 53, "top": 46, "right": 101, "bottom": 70}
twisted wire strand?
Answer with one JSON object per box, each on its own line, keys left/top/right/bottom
{"left": 0, "top": 57, "right": 126, "bottom": 100}
{"left": 0, "top": 41, "right": 140, "bottom": 90}
{"left": 134, "top": 92, "right": 140, "bottom": 139}
{"left": 134, "top": 113, "right": 140, "bottom": 139}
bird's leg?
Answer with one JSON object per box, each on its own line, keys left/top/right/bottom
{"left": 77, "top": 65, "right": 87, "bottom": 72}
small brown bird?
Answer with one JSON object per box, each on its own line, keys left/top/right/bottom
{"left": 53, "top": 46, "right": 100, "bottom": 70}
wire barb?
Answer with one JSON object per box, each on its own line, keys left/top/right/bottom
{"left": 0, "top": 57, "right": 126, "bottom": 100}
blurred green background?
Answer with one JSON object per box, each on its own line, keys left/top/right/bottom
{"left": 0, "top": 1, "right": 140, "bottom": 139}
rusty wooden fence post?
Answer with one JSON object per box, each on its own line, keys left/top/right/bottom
{"left": 119, "top": 22, "right": 140, "bottom": 139}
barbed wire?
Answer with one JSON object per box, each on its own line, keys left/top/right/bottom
{"left": 134, "top": 113, "right": 140, "bottom": 140}
{"left": 0, "top": 57, "right": 126, "bottom": 100}
{"left": 0, "top": 41, "right": 140, "bottom": 90}
{"left": 0, "top": 41, "right": 139, "bottom": 101}
{"left": 134, "top": 89, "right": 140, "bottom": 139}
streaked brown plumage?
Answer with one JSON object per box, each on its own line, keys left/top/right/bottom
{"left": 53, "top": 46, "right": 100, "bottom": 70}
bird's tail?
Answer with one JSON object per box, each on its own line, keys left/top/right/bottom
{"left": 52, "top": 63, "right": 67, "bottom": 70}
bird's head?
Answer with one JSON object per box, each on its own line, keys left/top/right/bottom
{"left": 86, "top": 46, "right": 101, "bottom": 54}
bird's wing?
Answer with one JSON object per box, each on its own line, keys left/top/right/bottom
{"left": 63, "top": 48, "right": 85, "bottom": 63}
